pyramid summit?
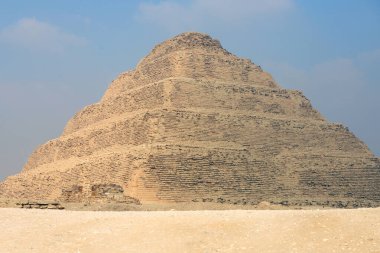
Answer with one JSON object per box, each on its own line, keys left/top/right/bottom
{"left": 1, "top": 32, "right": 379, "bottom": 208}
{"left": 146, "top": 32, "right": 225, "bottom": 56}
{"left": 135, "top": 31, "right": 277, "bottom": 87}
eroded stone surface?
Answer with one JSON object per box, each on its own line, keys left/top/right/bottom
{"left": 0, "top": 32, "right": 379, "bottom": 207}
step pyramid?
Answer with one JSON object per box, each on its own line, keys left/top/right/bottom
{"left": 1, "top": 32, "right": 379, "bottom": 207}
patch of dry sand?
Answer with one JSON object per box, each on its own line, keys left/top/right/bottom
{"left": 0, "top": 208, "right": 379, "bottom": 253}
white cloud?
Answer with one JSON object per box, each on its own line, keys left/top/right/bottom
{"left": 138, "top": 0, "right": 295, "bottom": 31}
{"left": 0, "top": 18, "right": 86, "bottom": 53}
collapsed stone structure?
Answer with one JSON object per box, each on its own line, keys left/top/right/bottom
{"left": 17, "top": 201, "right": 64, "bottom": 210}
{"left": 1, "top": 32, "right": 379, "bottom": 207}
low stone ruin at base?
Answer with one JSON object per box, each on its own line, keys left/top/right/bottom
{"left": 17, "top": 201, "right": 64, "bottom": 210}
{"left": 0, "top": 32, "right": 379, "bottom": 209}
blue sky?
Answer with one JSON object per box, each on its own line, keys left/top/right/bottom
{"left": 0, "top": 0, "right": 379, "bottom": 179}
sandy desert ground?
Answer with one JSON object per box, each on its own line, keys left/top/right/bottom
{"left": 0, "top": 208, "right": 379, "bottom": 253}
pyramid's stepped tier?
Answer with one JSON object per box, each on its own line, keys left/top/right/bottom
{"left": 102, "top": 32, "right": 277, "bottom": 101}
{"left": 1, "top": 32, "right": 379, "bottom": 208}
{"left": 1, "top": 145, "right": 379, "bottom": 207}
{"left": 23, "top": 107, "right": 370, "bottom": 172}
{"left": 130, "top": 49, "right": 275, "bottom": 89}
{"left": 63, "top": 78, "right": 322, "bottom": 135}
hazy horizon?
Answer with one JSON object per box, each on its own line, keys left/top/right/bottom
{"left": 1, "top": 0, "right": 379, "bottom": 180}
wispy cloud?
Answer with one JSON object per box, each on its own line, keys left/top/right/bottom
{"left": 0, "top": 18, "right": 86, "bottom": 53}
{"left": 266, "top": 49, "right": 380, "bottom": 155}
{"left": 268, "top": 58, "right": 366, "bottom": 113}
{"left": 357, "top": 48, "right": 380, "bottom": 64}
{"left": 138, "top": 0, "right": 295, "bottom": 31}
{"left": 268, "top": 49, "right": 380, "bottom": 101}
